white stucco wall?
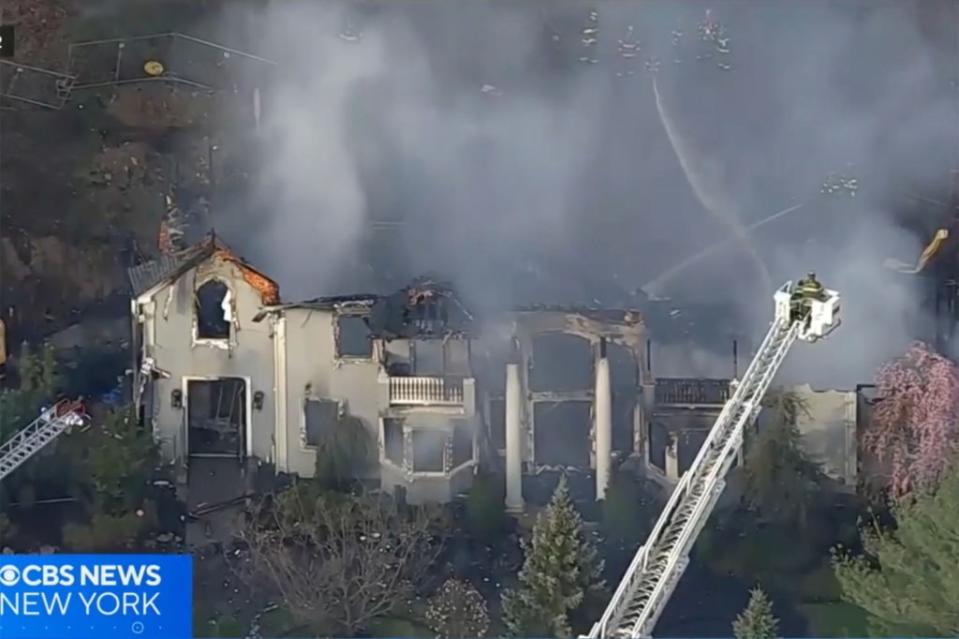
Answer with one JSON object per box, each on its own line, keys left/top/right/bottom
{"left": 139, "top": 260, "right": 276, "bottom": 466}
{"left": 274, "top": 307, "right": 383, "bottom": 478}
{"left": 272, "top": 307, "right": 481, "bottom": 503}
{"left": 786, "top": 383, "right": 858, "bottom": 489}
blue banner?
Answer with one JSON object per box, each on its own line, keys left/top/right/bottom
{"left": 0, "top": 554, "right": 192, "bottom": 639}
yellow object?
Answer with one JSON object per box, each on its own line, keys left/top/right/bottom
{"left": 143, "top": 60, "right": 165, "bottom": 77}
{"left": 883, "top": 228, "right": 950, "bottom": 274}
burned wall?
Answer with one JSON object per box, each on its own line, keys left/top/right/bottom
{"left": 530, "top": 332, "right": 593, "bottom": 391}
{"left": 142, "top": 259, "right": 275, "bottom": 464}
{"left": 609, "top": 341, "right": 639, "bottom": 454}
{"left": 277, "top": 301, "right": 481, "bottom": 503}
{"left": 533, "top": 400, "right": 592, "bottom": 467}
{"left": 511, "top": 308, "right": 646, "bottom": 468}
{"left": 763, "top": 383, "right": 858, "bottom": 489}
{"left": 277, "top": 306, "right": 382, "bottom": 478}
{"left": 648, "top": 409, "right": 721, "bottom": 477}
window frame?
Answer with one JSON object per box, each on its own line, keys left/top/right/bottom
{"left": 192, "top": 277, "right": 233, "bottom": 348}
{"left": 333, "top": 311, "right": 375, "bottom": 362}
{"left": 449, "top": 419, "right": 475, "bottom": 472}
{"left": 380, "top": 417, "right": 405, "bottom": 468}
{"left": 410, "top": 337, "right": 471, "bottom": 377}
{"left": 300, "top": 396, "right": 343, "bottom": 451}
{"left": 380, "top": 420, "right": 476, "bottom": 478}
{"left": 409, "top": 427, "right": 448, "bottom": 475}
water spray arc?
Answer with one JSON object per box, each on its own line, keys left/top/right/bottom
{"left": 651, "top": 76, "right": 772, "bottom": 294}
{"left": 644, "top": 201, "right": 808, "bottom": 295}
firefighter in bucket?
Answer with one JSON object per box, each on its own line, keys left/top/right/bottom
{"left": 790, "top": 272, "right": 827, "bottom": 324}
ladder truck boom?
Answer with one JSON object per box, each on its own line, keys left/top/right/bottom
{"left": 588, "top": 274, "right": 840, "bottom": 639}
{"left": 0, "top": 399, "right": 89, "bottom": 481}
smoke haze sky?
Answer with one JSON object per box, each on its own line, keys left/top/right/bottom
{"left": 207, "top": 0, "right": 958, "bottom": 387}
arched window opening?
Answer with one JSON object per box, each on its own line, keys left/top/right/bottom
{"left": 196, "top": 280, "right": 231, "bottom": 340}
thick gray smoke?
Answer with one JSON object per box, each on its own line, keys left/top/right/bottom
{"left": 210, "top": 0, "right": 957, "bottom": 388}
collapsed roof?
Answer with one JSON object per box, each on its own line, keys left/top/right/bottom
{"left": 133, "top": 237, "right": 650, "bottom": 341}
{"left": 127, "top": 233, "right": 280, "bottom": 304}
{"left": 255, "top": 277, "right": 475, "bottom": 339}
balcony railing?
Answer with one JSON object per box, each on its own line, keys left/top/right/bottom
{"left": 655, "top": 378, "right": 732, "bottom": 405}
{"left": 388, "top": 376, "right": 466, "bottom": 406}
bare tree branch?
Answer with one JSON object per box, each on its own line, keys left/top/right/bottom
{"left": 229, "top": 485, "right": 448, "bottom": 636}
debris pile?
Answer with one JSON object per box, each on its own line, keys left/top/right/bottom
{"left": 87, "top": 142, "right": 149, "bottom": 191}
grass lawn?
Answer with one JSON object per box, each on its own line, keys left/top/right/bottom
{"left": 368, "top": 615, "right": 433, "bottom": 638}
{"left": 258, "top": 607, "right": 303, "bottom": 637}
{"left": 796, "top": 562, "right": 842, "bottom": 601}
{"left": 799, "top": 602, "right": 871, "bottom": 637}
{"left": 193, "top": 611, "right": 245, "bottom": 638}
{"left": 256, "top": 605, "right": 433, "bottom": 638}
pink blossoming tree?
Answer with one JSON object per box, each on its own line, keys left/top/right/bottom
{"left": 864, "top": 341, "right": 959, "bottom": 500}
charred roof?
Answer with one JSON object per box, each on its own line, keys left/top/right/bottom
{"left": 512, "top": 304, "right": 643, "bottom": 326}
{"left": 127, "top": 233, "right": 280, "bottom": 304}
{"left": 370, "top": 277, "right": 474, "bottom": 340}
{"left": 255, "top": 277, "right": 474, "bottom": 339}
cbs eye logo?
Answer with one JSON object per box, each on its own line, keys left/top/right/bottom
{"left": 0, "top": 565, "right": 21, "bottom": 587}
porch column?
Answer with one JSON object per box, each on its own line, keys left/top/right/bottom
{"left": 595, "top": 352, "right": 613, "bottom": 501}
{"left": 665, "top": 434, "right": 680, "bottom": 480}
{"left": 505, "top": 363, "right": 524, "bottom": 512}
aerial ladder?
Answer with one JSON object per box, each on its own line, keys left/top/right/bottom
{"left": 0, "top": 399, "right": 89, "bottom": 481}
{"left": 588, "top": 274, "right": 841, "bottom": 639}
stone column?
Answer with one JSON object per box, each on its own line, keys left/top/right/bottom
{"left": 639, "top": 381, "right": 656, "bottom": 463}
{"left": 505, "top": 363, "right": 524, "bottom": 512}
{"left": 665, "top": 434, "right": 680, "bottom": 480}
{"left": 595, "top": 356, "right": 613, "bottom": 501}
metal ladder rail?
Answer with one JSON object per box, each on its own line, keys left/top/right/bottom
{"left": 616, "top": 320, "right": 795, "bottom": 635}
{"left": 590, "top": 317, "right": 785, "bottom": 637}
{"left": 590, "top": 317, "right": 797, "bottom": 638}
{"left": 619, "top": 319, "right": 799, "bottom": 638}
{"left": 0, "top": 405, "right": 78, "bottom": 480}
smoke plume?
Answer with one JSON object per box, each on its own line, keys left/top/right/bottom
{"left": 208, "top": 0, "right": 957, "bottom": 388}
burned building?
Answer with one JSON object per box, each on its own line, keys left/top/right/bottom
{"left": 255, "top": 278, "right": 481, "bottom": 504}
{"left": 129, "top": 241, "right": 483, "bottom": 504}
{"left": 128, "top": 235, "right": 280, "bottom": 473}
{"left": 128, "top": 235, "right": 859, "bottom": 507}
{"left": 479, "top": 306, "right": 651, "bottom": 508}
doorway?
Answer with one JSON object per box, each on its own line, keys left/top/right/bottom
{"left": 187, "top": 378, "right": 247, "bottom": 457}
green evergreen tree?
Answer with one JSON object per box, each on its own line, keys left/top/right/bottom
{"left": 733, "top": 586, "right": 779, "bottom": 639}
{"left": 16, "top": 341, "right": 58, "bottom": 395}
{"left": 743, "top": 390, "right": 826, "bottom": 529}
{"left": 0, "top": 342, "right": 59, "bottom": 443}
{"left": 501, "top": 475, "right": 604, "bottom": 638}
{"left": 832, "top": 463, "right": 959, "bottom": 636}
{"left": 87, "top": 407, "right": 157, "bottom": 514}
